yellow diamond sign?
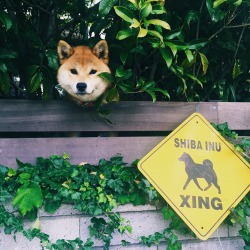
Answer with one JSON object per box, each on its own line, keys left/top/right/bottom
{"left": 138, "top": 113, "right": 250, "bottom": 240}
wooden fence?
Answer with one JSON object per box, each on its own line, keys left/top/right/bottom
{"left": 0, "top": 100, "right": 249, "bottom": 249}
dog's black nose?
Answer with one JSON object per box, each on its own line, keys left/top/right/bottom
{"left": 76, "top": 82, "right": 87, "bottom": 92}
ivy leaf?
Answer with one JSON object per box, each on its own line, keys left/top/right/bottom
{"left": 13, "top": 183, "right": 43, "bottom": 216}
{"left": 117, "top": 194, "right": 131, "bottom": 204}
{"left": 107, "top": 179, "right": 124, "bottom": 194}
{"left": 44, "top": 200, "right": 62, "bottom": 214}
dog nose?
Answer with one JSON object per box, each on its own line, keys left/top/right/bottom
{"left": 76, "top": 82, "right": 87, "bottom": 92}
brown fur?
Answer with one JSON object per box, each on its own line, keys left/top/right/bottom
{"left": 57, "top": 40, "right": 111, "bottom": 104}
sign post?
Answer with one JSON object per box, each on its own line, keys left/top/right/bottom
{"left": 138, "top": 113, "right": 250, "bottom": 240}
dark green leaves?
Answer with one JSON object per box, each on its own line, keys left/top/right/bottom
{"left": 99, "top": 0, "right": 118, "bottom": 16}
{"left": 0, "top": 10, "right": 12, "bottom": 30}
{"left": 114, "top": 6, "right": 135, "bottom": 23}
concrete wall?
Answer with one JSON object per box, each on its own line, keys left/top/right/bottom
{"left": 0, "top": 204, "right": 246, "bottom": 250}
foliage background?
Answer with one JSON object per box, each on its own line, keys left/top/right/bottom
{"left": 0, "top": 0, "right": 249, "bottom": 102}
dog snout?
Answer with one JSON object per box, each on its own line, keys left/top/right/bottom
{"left": 76, "top": 82, "right": 87, "bottom": 92}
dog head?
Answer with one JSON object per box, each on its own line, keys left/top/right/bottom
{"left": 178, "top": 152, "right": 189, "bottom": 162}
{"left": 57, "top": 40, "right": 111, "bottom": 103}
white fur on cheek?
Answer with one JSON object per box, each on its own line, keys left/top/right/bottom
{"left": 57, "top": 68, "right": 78, "bottom": 93}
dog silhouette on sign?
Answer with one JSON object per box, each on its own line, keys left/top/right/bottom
{"left": 178, "top": 152, "right": 221, "bottom": 194}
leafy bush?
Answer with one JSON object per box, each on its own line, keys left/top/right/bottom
{"left": 0, "top": 0, "right": 249, "bottom": 101}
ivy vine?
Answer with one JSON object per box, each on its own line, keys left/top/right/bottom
{"left": 0, "top": 122, "right": 249, "bottom": 249}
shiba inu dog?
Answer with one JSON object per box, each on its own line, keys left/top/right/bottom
{"left": 57, "top": 40, "right": 111, "bottom": 104}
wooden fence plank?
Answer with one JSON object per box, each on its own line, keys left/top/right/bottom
{"left": 0, "top": 137, "right": 164, "bottom": 169}
{"left": 0, "top": 100, "right": 221, "bottom": 132}
{"left": 218, "top": 102, "right": 250, "bottom": 130}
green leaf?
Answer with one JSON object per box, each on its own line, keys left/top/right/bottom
{"left": 130, "top": 18, "right": 140, "bottom": 28}
{"left": 147, "top": 30, "right": 163, "bottom": 42}
{"left": 186, "top": 73, "right": 203, "bottom": 88}
{"left": 99, "top": 72, "right": 115, "bottom": 82}
{"left": 233, "top": 0, "right": 242, "bottom": 6}
{"left": 99, "top": 0, "right": 118, "bottom": 16}
{"left": 146, "top": 19, "right": 171, "bottom": 30}
{"left": 128, "top": 0, "right": 138, "bottom": 8}
{"left": 13, "top": 183, "right": 43, "bottom": 216}
{"left": 184, "top": 49, "right": 194, "bottom": 63}
{"left": 0, "top": 72, "right": 11, "bottom": 94}
{"left": 168, "top": 40, "right": 188, "bottom": 51}
{"left": 0, "top": 10, "right": 12, "bottom": 30}
{"left": 115, "top": 66, "right": 132, "bottom": 80}
{"left": 145, "top": 90, "right": 156, "bottom": 102}
{"left": 153, "top": 88, "right": 170, "bottom": 99}
{"left": 117, "top": 194, "right": 131, "bottom": 204}
{"left": 164, "top": 30, "right": 182, "bottom": 40}
{"left": 152, "top": 4, "right": 166, "bottom": 14}
{"left": 143, "top": 81, "right": 156, "bottom": 90}
{"left": 116, "top": 28, "right": 134, "bottom": 40}
{"left": 185, "top": 10, "right": 199, "bottom": 26}
{"left": 165, "top": 42, "right": 177, "bottom": 56}
{"left": 159, "top": 48, "right": 172, "bottom": 68}
{"left": 206, "top": 0, "right": 226, "bottom": 22}
{"left": 0, "top": 61, "right": 7, "bottom": 73}
{"left": 199, "top": 52, "right": 209, "bottom": 75}
{"left": 114, "top": 6, "right": 134, "bottom": 23}
{"left": 138, "top": 27, "right": 148, "bottom": 37}
{"left": 46, "top": 50, "right": 59, "bottom": 71}
{"left": 141, "top": 3, "right": 152, "bottom": 18}
{"left": 19, "top": 173, "right": 31, "bottom": 185}
{"left": 107, "top": 179, "right": 124, "bottom": 193}
{"left": 213, "top": 0, "right": 227, "bottom": 8}
{"left": 27, "top": 65, "right": 43, "bottom": 93}
{"left": 44, "top": 200, "right": 61, "bottom": 214}
{"left": 188, "top": 39, "right": 208, "bottom": 50}
{"left": 105, "top": 86, "right": 119, "bottom": 103}
{"left": 232, "top": 60, "right": 242, "bottom": 79}
{"left": 0, "top": 49, "right": 17, "bottom": 59}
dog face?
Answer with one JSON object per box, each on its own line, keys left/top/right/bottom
{"left": 57, "top": 40, "right": 111, "bottom": 103}
{"left": 178, "top": 152, "right": 189, "bottom": 162}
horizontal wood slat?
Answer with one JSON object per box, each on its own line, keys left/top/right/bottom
{"left": 1, "top": 100, "right": 247, "bottom": 132}
{"left": 0, "top": 137, "right": 164, "bottom": 169}
{"left": 218, "top": 102, "right": 250, "bottom": 130}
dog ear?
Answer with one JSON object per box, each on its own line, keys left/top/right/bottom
{"left": 57, "top": 40, "right": 74, "bottom": 64}
{"left": 92, "top": 40, "right": 109, "bottom": 64}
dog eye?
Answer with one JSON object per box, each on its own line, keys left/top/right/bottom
{"left": 89, "top": 69, "right": 97, "bottom": 75}
{"left": 70, "top": 69, "right": 78, "bottom": 75}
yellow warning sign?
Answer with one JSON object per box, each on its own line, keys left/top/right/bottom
{"left": 138, "top": 113, "right": 250, "bottom": 240}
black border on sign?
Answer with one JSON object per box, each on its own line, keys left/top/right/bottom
{"left": 139, "top": 113, "right": 250, "bottom": 238}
